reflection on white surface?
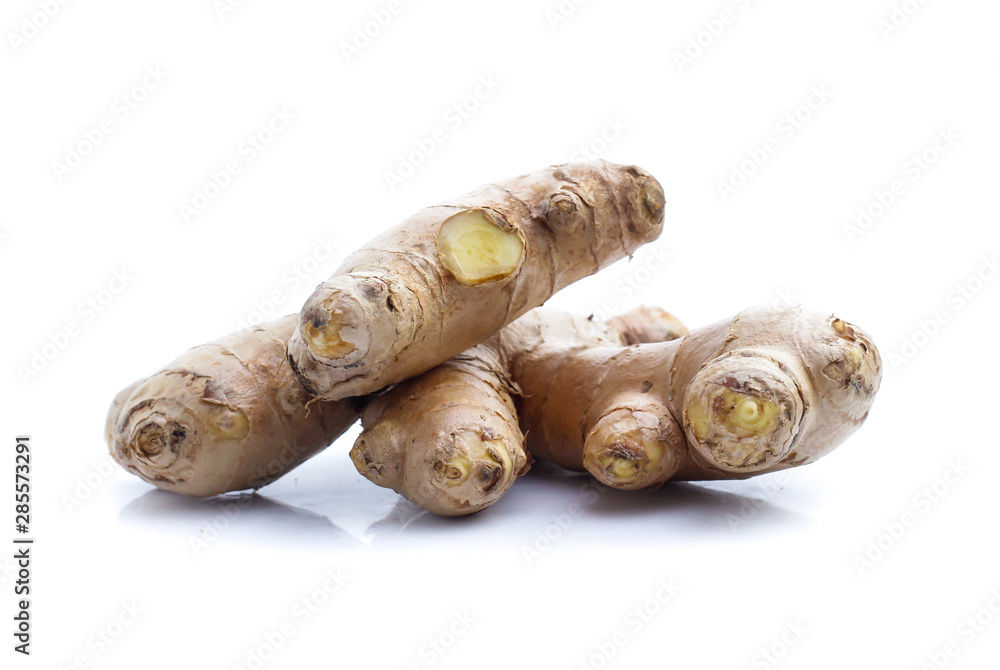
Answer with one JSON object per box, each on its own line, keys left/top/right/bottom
{"left": 117, "top": 453, "right": 812, "bottom": 551}
{"left": 119, "top": 489, "right": 368, "bottom": 549}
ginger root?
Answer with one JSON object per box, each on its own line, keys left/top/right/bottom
{"left": 102, "top": 157, "right": 881, "bottom": 523}
{"left": 288, "top": 160, "right": 666, "bottom": 401}
{"left": 352, "top": 306, "right": 881, "bottom": 515}
{"left": 106, "top": 316, "right": 357, "bottom": 496}
{"left": 518, "top": 306, "right": 882, "bottom": 489}
{"left": 350, "top": 307, "right": 688, "bottom": 516}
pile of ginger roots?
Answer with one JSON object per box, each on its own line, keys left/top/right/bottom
{"left": 106, "top": 161, "right": 882, "bottom": 517}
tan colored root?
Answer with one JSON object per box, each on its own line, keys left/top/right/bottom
{"left": 517, "top": 306, "right": 882, "bottom": 485}
{"left": 351, "top": 306, "right": 685, "bottom": 516}
{"left": 682, "top": 354, "right": 801, "bottom": 472}
{"left": 289, "top": 160, "right": 666, "bottom": 401}
{"left": 608, "top": 306, "right": 688, "bottom": 345}
{"left": 106, "top": 316, "right": 357, "bottom": 497}
{"left": 351, "top": 356, "right": 525, "bottom": 517}
{"left": 582, "top": 399, "right": 685, "bottom": 490}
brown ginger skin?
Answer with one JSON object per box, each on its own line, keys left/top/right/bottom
{"left": 514, "top": 306, "right": 882, "bottom": 489}
{"left": 353, "top": 305, "right": 881, "bottom": 515}
{"left": 351, "top": 307, "right": 688, "bottom": 516}
{"left": 288, "top": 160, "right": 666, "bottom": 401}
{"left": 107, "top": 316, "right": 357, "bottom": 497}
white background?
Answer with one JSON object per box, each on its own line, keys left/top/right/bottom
{"left": 2, "top": 0, "right": 999, "bottom": 668}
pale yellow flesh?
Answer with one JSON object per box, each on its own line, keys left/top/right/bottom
{"left": 207, "top": 405, "right": 250, "bottom": 439}
{"left": 726, "top": 391, "right": 781, "bottom": 433}
{"left": 436, "top": 432, "right": 508, "bottom": 488}
{"left": 598, "top": 453, "right": 640, "bottom": 480}
{"left": 303, "top": 311, "right": 355, "bottom": 359}
{"left": 688, "top": 390, "right": 780, "bottom": 438}
{"left": 436, "top": 454, "right": 471, "bottom": 485}
{"left": 437, "top": 210, "right": 524, "bottom": 286}
{"left": 686, "top": 388, "right": 784, "bottom": 470}
{"left": 586, "top": 410, "right": 674, "bottom": 488}
{"left": 594, "top": 434, "right": 656, "bottom": 481}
